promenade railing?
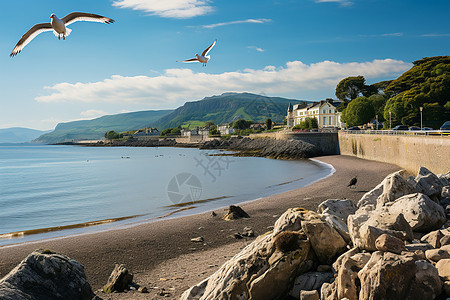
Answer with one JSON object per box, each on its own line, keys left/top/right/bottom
{"left": 341, "top": 129, "right": 450, "bottom": 137}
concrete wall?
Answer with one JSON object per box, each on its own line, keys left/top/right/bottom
{"left": 338, "top": 132, "right": 450, "bottom": 174}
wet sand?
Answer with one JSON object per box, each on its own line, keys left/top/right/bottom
{"left": 0, "top": 155, "right": 400, "bottom": 298}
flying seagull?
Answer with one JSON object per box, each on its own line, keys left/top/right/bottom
{"left": 10, "top": 12, "right": 115, "bottom": 57}
{"left": 179, "top": 39, "right": 217, "bottom": 66}
{"left": 347, "top": 176, "right": 357, "bottom": 189}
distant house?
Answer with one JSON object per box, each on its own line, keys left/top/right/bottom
{"left": 133, "top": 127, "right": 160, "bottom": 136}
{"left": 217, "top": 124, "right": 234, "bottom": 135}
{"left": 250, "top": 123, "right": 265, "bottom": 130}
{"left": 181, "top": 127, "right": 209, "bottom": 137}
{"left": 286, "top": 99, "right": 344, "bottom": 129}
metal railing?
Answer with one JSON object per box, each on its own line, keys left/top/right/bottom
{"left": 341, "top": 129, "right": 450, "bottom": 136}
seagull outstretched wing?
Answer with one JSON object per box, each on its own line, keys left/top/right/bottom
{"left": 201, "top": 39, "right": 216, "bottom": 56}
{"left": 62, "top": 12, "right": 115, "bottom": 26}
{"left": 10, "top": 23, "right": 53, "bottom": 57}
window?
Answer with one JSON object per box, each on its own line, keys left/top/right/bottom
{"left": 323, "top": 117, "right": 327, "bottom": 125}
{"left": 329, "top": 116, "right": 332, "bottom": 125}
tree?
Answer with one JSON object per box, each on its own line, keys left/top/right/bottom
{"left": 104, "top": 130, "right": 120, "bottom": 140}
{"left": 368, "top": 94, "right": 387, "bottom": 121}
{"left": 265, "top": 118, "right": 272, "bottom": 130}
{"left": 335, "top": 76, "right": 367, "bottom": 101}
{"left": 342, "top": 96, "right": 375, "bottom": 127}
{"left": 232, "top": 119, "right": 253, "bottom": 130}
{"left": 204, "top": 121, "right": 215, "bottom": 129}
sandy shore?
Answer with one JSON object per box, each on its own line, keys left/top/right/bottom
{"left": 0, "top": 155, "right": 400, "bottom": 299}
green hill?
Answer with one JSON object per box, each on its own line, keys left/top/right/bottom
{"left": 36, "top": 110, "right": 172, "bottom": 144}
{"left": 0, "top": 127, "right": 51, "bottom": 143}
{"left": 154, "top": 92, "right": 309, "bottom": 129}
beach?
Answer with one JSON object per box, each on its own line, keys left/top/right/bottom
{"left": 0, "top": 155, "right": 400, "bottom": 298}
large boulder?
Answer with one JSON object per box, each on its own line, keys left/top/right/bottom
{"left": 0, "top": 249, "right": 94, "bottom": 300}
{"left": 348, "top": 207, "right": 413, "bottom": 251}
{"left": 321, "top": 213, "right": 351, "bottom": 244}
{"left": 317, "top": 199, "right": 357, "bottom": 222}
{"left": 302, "top": 217, "right": 348, "bottom": 265}
{"left": 414, "top": 167, "right": 444, "bottom": 199}
{"left": 436, "top": 259, "right": 450, "bottom": 281}
{"left": 387, "top": 193, "right": 446, "bottom": 232}
{"left": 181, "top": 209, "right": 317, "bottom": 300}
{"left": 357, "top": 170, "right": 405, "bottom": 208}
{"left": 376, "top": 172, "right": 417, "bottom": 209}
{"left": 358, "top": 251, "right": 441, "bottom": 300}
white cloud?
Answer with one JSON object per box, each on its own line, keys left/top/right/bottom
{"left": 315, "top": 0, "right": 353, "bottom": 6}
{"left": 248, "top": 46, "right": 265, "bottom": 52}
{"left": 80, "top": 109, "right": 108, "bottom": 118}
{"left": 36, "top": 59, "right": 411, "bottom": 107}
{"left": 421, "top": 33, "right": 450, "bottom": 37}
{"left": 381, "top": 33, "right": 403, "bottom": 37}
{"left": 112, "top": 0, "right": 214, "bottom": 18}
{"left": 199, "top": 18, "right": 271, "bottom": 29}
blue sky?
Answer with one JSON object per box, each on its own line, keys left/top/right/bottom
{"left": 0, "top": 0, "right": 448, "bottom": 130}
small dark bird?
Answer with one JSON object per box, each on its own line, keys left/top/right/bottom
{"left": 347, "top": 176, "right": 357, "bottom": 188}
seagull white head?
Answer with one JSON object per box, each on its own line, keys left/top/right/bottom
{"left": 50, "top": 14, "right": 56, "bottom": 19}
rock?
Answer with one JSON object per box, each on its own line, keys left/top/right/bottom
{"left": 387, "top": 193, "right": 446, "bottom": 232}
{"left": 358, "top": 252, "right": 441, "bottom": 300}
{"left": 376, "top": 171, "right": 417, "bottom": 208}
{"left": 357, "top": 179, "right": 385, "bottom": 208}
{"left": 436, "top": 259, "right": 450, "bottom": 281}
{"left": 181, "top": 224, "right": 314, "bottom": 300}
{"left": 442, "top": 186, "right": 450, "bottom": 199}
{"left": 191, "top": 236, "right": 204, "bottom": 243}
{"left": 405, "top": 243, "right": 434, "bottom": 252}
{"left": 321, "top": 213, "right": 351, "bottom": 244}
{"left": 441, "top": 235, "right": 450, "bottom": 246}
{"left": 348, "top": 207, "right": 413, "bottom": 251}
{"left": 375, "top": 233, "right": 406, "bottom": 254}
{"left": 300, "top": 289, "right": 319, "bottom": 300}
{"left": 438, "top": 171, "right": 450, "bottom": 186}
{"left": 317, "top": 265, "right": 331, "bottom": 272}
{"left": 317, "top": 199, "right": 357, "bottom": 222}
{"left": 414, "top": 166, "right": 444, "bottom": 199}
{"left": 425, "top": 248, "right": 450, "bottom": 262}
{"left": 241, "top": 226, "right": 255, "bottom": 237}
{"left": 289, "top": 272, "right": 333, "bottom": 298}
{"left": 333, "top": 252, "right": 372, "bottom": 300}
{"left": 222, "top": 205, "right": 250, "bottom": 220}
{"left": 443, "top": 281, "right": 450, "bottom": 296}
{"left": 0, "top": 249, "right": 94, "bottom": 300}
{"left": 421, "top": 230, "right": 445, "bottom": 248}
{"left": 103, "top": 264, "right": 133, "bottom": 293}
{"left": 320, "top": 282, "right": 337, "bottom": 300}
{"left": 211, "top": 211, "right": 217, "bottom": 217}
{"left": 301, "top": 215, "right": 348, "bottom": 264}
{"left": 273, "top": 207, "right": 308, "bottom": 235}
{"left": 138, "top": 286, "right": 148, "bottom": 293}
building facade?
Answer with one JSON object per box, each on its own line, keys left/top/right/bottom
{"left": 286, "top": 99, "right": 344, "bottom": 129}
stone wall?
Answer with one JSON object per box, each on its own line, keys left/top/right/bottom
{"left": 338, "top": 132, "right": 450, "bottom": 174}
{"left": 250, "top": 131, "right": 339, "bottom": 156}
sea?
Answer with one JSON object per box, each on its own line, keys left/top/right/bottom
{"left": 0, "top": 144, "right": 333, "bottom": 246}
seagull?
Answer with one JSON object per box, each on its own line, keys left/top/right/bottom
{"left": 347, "top": 176, "right": 357, "bottom": 189}
{"left": 179, "top": 39, "right": 217, "bottom": 66}
{"left": 10, "top": 12, "right": 115, "bottom": 57}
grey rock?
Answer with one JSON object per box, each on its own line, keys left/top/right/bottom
{"left": 421, "top": 230, "right": 445, "bottom": 248}
{"left": 425, "top": 248, "right": 450, "bottom": 262}
{"left": 357, "top": 170, "right": 405, "bottom": 208}
{"left": 317, "top": 199, "right": 357, "bottom": 223}
{"left": 321, "top": 213, "right": 351, "bottom": 244}
{"left": 289, "top": 272, "right": 333, "bottom": 298}
{"left": 414, "top": 166, "right": 444, "bottom": 199}
{"left": 376, "top": 171, "right": 417, "bottom": 209}
{"left": 300, "top": 289, "right": 319, "bottom": 300}
{"left": 0, "top": 249, "right": 94, "bottom": 300}
{"left": 273, "top": 207, "right": 308, "bottom": 235}
{"left": 387, "top": 193, "right": 446, "bottom": 232}
{"left": 405, "top": 243, "right": 434, "bottom": 252}
{"left": 222, "top": 205, "right": 250, "bottom": 220}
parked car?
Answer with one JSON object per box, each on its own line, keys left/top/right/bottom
{"left": 440, "top": 121, "right": 450, "bottom": 130}
{"left": 392, "top": 125, "right": 409, "bottom": 131}
{"left": 409, "top": 126, "right": 421, "bottom": 131}
{"left": 422, "top": 127, "right": 433, "bottom": 131}
{"left": 348, "top": 126, "right": 360, "bottom": 130}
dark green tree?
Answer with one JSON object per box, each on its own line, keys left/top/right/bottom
{"left": 265, "top": 118, "right": 273, "bottom": 130}
{"left": 335, "top": 76, "right": 367, "bottom": 101}
{"left": 342, "top": 96, "right": 375, "bottom": 127}
{"left": 368, "top": 94, "right": 387, "bottom": 121}
{"left": 232, "top": 119, "right": 253, "bottom": 130}
{"left": 104, "top": 130, "right": 120, "bottom": 140}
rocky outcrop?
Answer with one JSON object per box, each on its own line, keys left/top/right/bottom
{"left": 182, "top": 166, "right": 450, "bottom": 299}
{"left": 0, "top": 249, "right": 94, "bottom": 300}
{"left": 222, "top": 205, "right": 250, "bottom": 220}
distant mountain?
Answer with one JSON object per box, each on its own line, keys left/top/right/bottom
{"left": 0, "top": 127, "right": 51, "bottom": 143}
{"left": 154, "top": 92, "right": 309, "bottom": 129}
{"left": 35, "top": 92, "right": 312, "bottom": 144}
{"left": 36, "top": 110, "right": 172, "bottom": 144}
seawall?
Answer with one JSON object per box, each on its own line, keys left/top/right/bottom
{"left": 338, "top": 132, "right": 449, "bottom": 174}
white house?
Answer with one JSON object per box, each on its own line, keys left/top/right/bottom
{"left": 217, "top": 124, "right": 234, "bottom": 135}
{"left": 286, "top": 99, "right": 344, "bottom": 129}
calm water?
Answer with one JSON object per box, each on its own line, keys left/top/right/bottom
{"left": 0, "top": 144, "right": 332, "bottom": 245}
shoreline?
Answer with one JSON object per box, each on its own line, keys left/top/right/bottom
{"left": 0, "top": 155, "right": 400, "bottom": 297}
